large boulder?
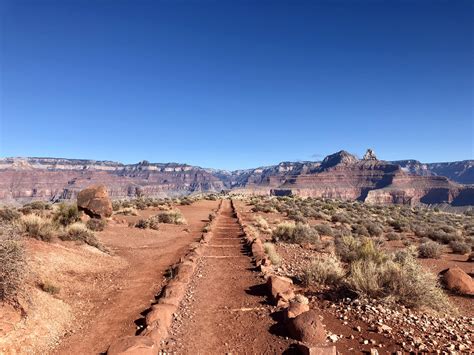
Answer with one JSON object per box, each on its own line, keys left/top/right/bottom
{"left": 266, "top": 275, "right": 295, "bottom": 306}
{"left": 440, "top": 266, "right": 474, "bottom": 296}
{"left": 77, "top": 185, "right": 113, "bottom": 218}
{"left": 107, "top": 336, "right": 158, "bottom": 355}
{"left": 287, "top": 309, "right": 326, "bottom": 345}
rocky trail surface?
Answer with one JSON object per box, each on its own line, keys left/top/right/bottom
{"left": 162, "top": 200, "right": 293, "bottom": 354}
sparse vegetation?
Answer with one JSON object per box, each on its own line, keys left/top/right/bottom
{"left": 53, "top": 203, "right": 81, "bottom": 227}
{"left": 272, "top": 222, "right": 319, "bottom": 244}
{"left": 303, "top": 254, "right": 344, "bottom": 286}
{"left": 418, "top": 241, "right": 443, "bottom": 259}
{"left": 263, "top": 242, "right": 281, "bottom": 266}
{"left": 86, "top": 218, "right": 107, "bottom": 231}
{"left": 40, "top": 281, "right": 60, "bottom": 295}
{"left": 0, "top": 207, "right": 21, "bottom": 222}
{"left": 19, "top": 214, "right": 54, "bottom": 242}
{"left": 135, "top": 217, "right": 160, "bottom": 230}
{"left": 449, "top": 241, "right": 471, "bottom": 255}
{"left": 60, "top": 222, "right": 106, "bottom": 251}
{"left": 0, "top": 238, "right": 25, "bottom": 302}
{"left": 157, "top": 210, "right": 187, "bottom": 225}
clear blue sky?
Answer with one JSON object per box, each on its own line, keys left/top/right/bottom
{"left": 0, "top": 0, "right": 472, "bottom": 170}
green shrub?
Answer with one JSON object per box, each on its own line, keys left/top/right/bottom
{"left": 53, "top": 203, "right": 81, "bottom": 227}
{"left": 19, "top": 215, "right": 54, "bottom": 242}
{"left": 157, "top": 210, "right": 187, "bottom": 225}
{"left": 303, "top": 254, "right": 345, "bottom": 286}
{"left": 86, "top": 218, "right": 107, "bottom": 231}
{"left": 449, "top": 241, "right": 471, "bottom": 255}
{"left": 0, "top": 239, "right": 25, "bottom": 302}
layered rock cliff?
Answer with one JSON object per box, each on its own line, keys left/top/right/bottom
{"left": 0, "top": 151, "right": 472, "bottom": 206}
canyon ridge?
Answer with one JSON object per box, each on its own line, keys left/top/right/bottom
{"left": 0, "top": 149, "right": 472, "bottom": 206}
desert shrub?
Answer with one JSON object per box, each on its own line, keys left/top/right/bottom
{"left": 86, "top": 218, "right": 107, "bottom": 231}
{"left": 0, "top": 207, "right": 21, "bottom": 222}
{"left": 180, "top": 198, "right": 192, "bottom": 205}
{"left": 252, "top": 204, "right": 276, "bottom": 213}
{"left": 348, "top": 248, "right": 450, "bottom": 312}
{"left": 157, "top": 211, "right": 187, "bottom": 225}
{"left": 287, "top": 210, "right": 307, "bottom": 223}
{"left": 314, "top": 224, "right": 334, "bottom": 237}
{"left": 60, "top": 222, "right": 106, "bottom": 251}
{"left": 53, "top": 203, "right": 81, "bottom": 227}
{"left": 331, "top": 213, "right": 351, "bottom": 224}
{"left": 19, "top": 214, "right": 54, "bottom": 242}
{"left": 135, "top": 217, "right": 160, "bottom": 230}
{"left": 0, "top": 239, "right": 25, "bottom": 302}
{"left": 263, "top": 242, "right": 281, "bottom": 266}
{"left": 303, "top": 254, "right": 345, "bottom": 286}
{"left": 365, "top": 222, "right": 383, "bottom": 237}
{"left": 112, "top": 201, "right": 122, "bottom": 211}
{"left": 24, "top": 201, "right": 51, "bottom": 210}
{"left": 272, "top": 222, "right": 319, "bottom": 244}
{"left": 418, "top": 241, "right": 443, "bottom": 259}
{"left": 134, "top": 199, "right": 147, "bottom": 210}
{"left": 335, "top": 236, "right": 386, "bottom": 264}
{"left": 386, "top": 232, "right": 401, "bottom": 241}
{"left": 352, "top": 224, "right": 369, "bottom": 237}
{"left": 449, "top": 241, "right": 471, "bottom": 255}
{"left": 254, "top": 216, "right": 271, "bottom": 233}
{"left": 115, "top": 207, "right": 138, "bottom": 216}
{"left": 40, "top": 281, "right": 60, "bottom": 295}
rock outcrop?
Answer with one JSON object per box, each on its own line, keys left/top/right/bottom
{"left": 77, "top": 185, "right": 113, "bottom": 218}
{"left": 440, "top": 267, "right": 474, "bottom": 296}
{"left": 363, "top": 148, "right": 378, "bottom": 161}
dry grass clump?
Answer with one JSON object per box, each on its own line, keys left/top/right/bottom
{"left": 19, "top": 214, "right": 54, "bottom": 242}
{"left": 157, "top": 210, "right": 187, "bottom": 225}
{"left": 418, "top": 241, "right": 443, "bottom": 259}
{"left": 60, "top": 222, "right": 106, "bottom": 251}
{"left": 0, "top": 238, "right": 25, "bottom": 303}
{"left": 263, "top": 242, "right": 281, "bottom": 266}
{"left": 272, "top": 222, "right": 319, "bottom": 244}
{"left": 254, "top": 216, "right": 271, "bottom": 233}
{"left": 0, "top": 207, "right": 22, "bottom": 222}
{"left": 53, "top": 203, "right": 81, "bottom": 227}
{"left": 86, "top": 218, "right": 107, "bottom": 231}
{"left": 39, "top": 281, "right": 60, "bottom": 295}
{"left": 348, "top": 248, "right": 450, "bottom": 312}
{"left": 335, "top": 236, "right": 386, "bottom": 264}
{"left": 115, "top": 207, "right": 139, "bottom": 216}
{"left": 303, "top": 254, "right": 344, "bottom": 286}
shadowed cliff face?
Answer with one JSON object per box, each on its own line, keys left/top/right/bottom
{"left": 0, "top": 152, "right": 472, "bottom": 206}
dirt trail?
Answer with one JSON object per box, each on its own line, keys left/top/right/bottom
{"left": 163, "top": 200, "right": 292, "bottom": 354}
{"left": 53, "top": 201, "right": 218, "bottom": 355}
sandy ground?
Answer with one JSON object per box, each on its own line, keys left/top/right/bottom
{"left": 0, "top": 200, "right": 218, "bottom": 355}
